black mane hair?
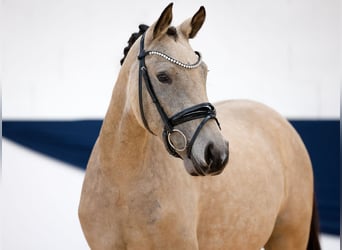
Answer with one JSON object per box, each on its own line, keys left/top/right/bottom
{"left": 120, "top": 24, "right": 149, "bottom": 65}
{"left": 120, "top": 25, "right": 178, "bottom": 65}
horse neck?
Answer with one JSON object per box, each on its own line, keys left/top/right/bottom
{"left": 97, "top": 67, "right": 153, "bottom": 180}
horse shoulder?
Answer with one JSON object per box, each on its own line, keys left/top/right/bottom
{"left": 79, "top": 141, "right": 124, "bottom": 249}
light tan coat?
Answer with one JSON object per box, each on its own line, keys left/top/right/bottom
{"left": 79, "top": 4, "right": 319, "bottom": 250}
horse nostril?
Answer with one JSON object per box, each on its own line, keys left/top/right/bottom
{"left": 204, "top": 141, "right": 229, "bottom": 173}
{"left": 204, "top": 143, "right": 213, "bottom": 167}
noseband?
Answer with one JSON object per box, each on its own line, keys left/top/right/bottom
{"left": 138, "top": 33, "right": 220, "bottom": 158}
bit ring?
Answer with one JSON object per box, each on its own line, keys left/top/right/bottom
{"left": 167, "top": 129, "right": 187, "bottom": 152}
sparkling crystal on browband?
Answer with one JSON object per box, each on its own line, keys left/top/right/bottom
{"left": 145, "top": 50, "right": 202, "bottom": 69}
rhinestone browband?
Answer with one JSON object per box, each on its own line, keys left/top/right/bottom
{"left": 145, "top": 50, "right": 202, "bottom": 69}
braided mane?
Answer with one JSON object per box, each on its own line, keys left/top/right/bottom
{"left": 120, "top": 25, "right": 179, "bottom": 65}
{"left": 120, "top": 24, "right": 149, "bottom": 65}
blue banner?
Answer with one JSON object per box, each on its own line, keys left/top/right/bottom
{"left": 2, "top": 119, "right": 340, "bottom": 235}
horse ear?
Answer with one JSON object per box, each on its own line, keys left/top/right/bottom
{"left": 180, "top": 6, "right": 206, "bottom": 39}
{"left": 153, "top": 3, "right": 173, "bottom": 40}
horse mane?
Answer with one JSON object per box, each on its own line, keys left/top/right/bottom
{"left": 120, "top": 24, "right": 149, "bottom": 65}
{"left": 120, "top": 25, "right": 178, "bottom": 65}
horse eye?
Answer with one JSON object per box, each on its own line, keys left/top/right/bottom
{"left": 156, "top": 72, "right": 172, "bottom": 84}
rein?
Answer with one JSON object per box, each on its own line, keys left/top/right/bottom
{"left": 137, "top": 33, "right": 220, "bottom": 159}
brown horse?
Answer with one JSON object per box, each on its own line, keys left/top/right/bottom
{"left": 79, "top": 3, "right": 320, "bottom": 249}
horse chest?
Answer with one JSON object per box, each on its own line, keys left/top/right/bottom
{"left": 121, "top": 187, "right": 163, "bottom": 226}
{"left": 104, "top": 168, "right": 196, "bottom": 243}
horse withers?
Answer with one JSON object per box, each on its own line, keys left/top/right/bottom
{"left": 79, "top": 3, "right": 320, "bottom": 249}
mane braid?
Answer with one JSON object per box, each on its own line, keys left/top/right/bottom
{"left": 120, "top": 24, "right": 149, "bottom": 65}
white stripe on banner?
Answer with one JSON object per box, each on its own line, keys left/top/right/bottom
{"left": 2, "top": 139, "right": 89, "bottom": 250}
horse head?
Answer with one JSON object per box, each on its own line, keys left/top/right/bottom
{"left": 123, "top": 3, "right": 229, "bottom": 176}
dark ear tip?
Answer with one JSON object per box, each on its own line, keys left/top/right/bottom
{"left": 188, "top": 5, "right": 206, "bottom": 39}
{"left": 166, "top": 2, "right": 174, "bottom": 15}
{"left": 165, "top": 2, "right": 174, "bottom": 11}
{"left": 153, "top": 2, "right": 174, "bottom": 39}
{"left": 160, "top": 3, "right": 174, "bottom": 19}
{"left": 199, "top": 6, "right": 206, "bottom": 16}
{"left": 193, "top": 6, "right": 206, "bottom": 22}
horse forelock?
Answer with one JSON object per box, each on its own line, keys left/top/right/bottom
{"left": 166, "top": 26, "right": 178, "bottom": 40}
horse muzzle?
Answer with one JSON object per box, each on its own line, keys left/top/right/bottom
{"left": 184, "top": 140, "right": 229, "bottom": 176}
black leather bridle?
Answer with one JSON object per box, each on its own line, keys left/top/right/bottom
{"left": 137, "top": 33, "right": 220, "bottom": 159}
